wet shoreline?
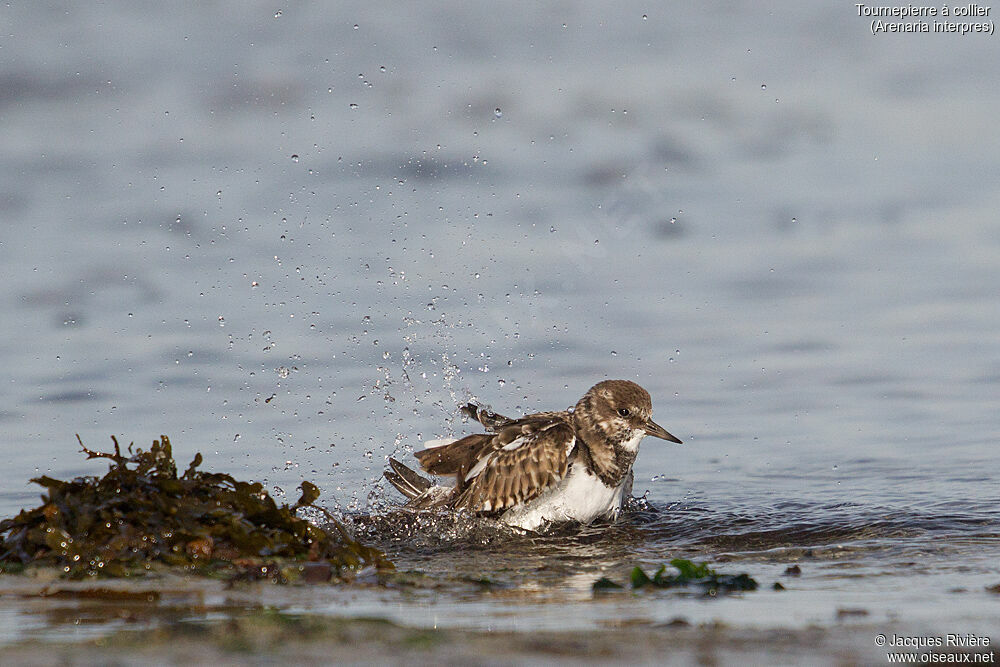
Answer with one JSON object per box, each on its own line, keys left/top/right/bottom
{"left": 2, "top": 606, "right": 996, "bottom": 666}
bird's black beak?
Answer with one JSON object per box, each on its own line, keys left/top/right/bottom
{"left": 644, "top": 418, "right": 682, "bottom": 444}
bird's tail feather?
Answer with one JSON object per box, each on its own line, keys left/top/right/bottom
{"left": 384, "top": 457, "right": 433, "bottom": 500}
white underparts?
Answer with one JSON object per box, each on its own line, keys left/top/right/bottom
{"left": 499, "top": 464, "right": 629, "bottom": 531}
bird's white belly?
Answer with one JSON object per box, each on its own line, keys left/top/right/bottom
{"left": 499, "top": 464, "right": 627, "bottom": 531}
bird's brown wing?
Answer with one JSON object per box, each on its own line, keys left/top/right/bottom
{"left": 453, "top": 418, "right": 576, "bottom": 513}
{"left": 461, "top": 403, "right": 569, "bottom": 432}
{"left": 460, "top": 403, "right": 513, "bottom": 431}
{"left": 414, "top": 433, "right": 494, "bottom": 479}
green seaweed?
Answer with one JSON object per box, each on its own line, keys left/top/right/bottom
{"left": 592, "top": 576, "right": 624, "bottom": 592}
{"left": 634, "top": 559, "right": 757, "bottom": 594}
{"left": 0, "top": 435, "right": 390, "bottom": 579}
{"left": 600, "top": 559, "right": 758, "bottom": 596}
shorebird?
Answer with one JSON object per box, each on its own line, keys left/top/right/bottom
{"left": 384, "top": 380, "right": 682, "bottom": 531}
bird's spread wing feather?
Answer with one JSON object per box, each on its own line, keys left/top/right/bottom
{"left": 384, "top": 457, "right": 433, "bottom": 500}
{"left": 414, "top": 433, "right": 494, "bottom": 478}
{"left": 460, "top": 403, "right": 568, "bottom": 432}
{"left": 453, "top": 418, "right": 575, "bottom": 513}
{"left": 460, "top": 403, "right": 512, "bottom": 431}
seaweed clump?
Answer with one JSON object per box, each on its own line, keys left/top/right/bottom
{"left": 593, "top": 559, "right": 758, "bottom": 596}
{"left": 0, "top": 435, "right": 390, "bottom": 579}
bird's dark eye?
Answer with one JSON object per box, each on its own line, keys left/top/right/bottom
{"left": 617, "top": 408, "right": 630, "bottom": 417}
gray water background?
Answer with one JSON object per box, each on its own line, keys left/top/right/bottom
{"left": 1, "top": 0, "right": 999, "bottom": 638}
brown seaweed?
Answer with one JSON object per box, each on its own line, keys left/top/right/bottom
{"left": 0, "top": 435, "right": 391, "bottom": 579}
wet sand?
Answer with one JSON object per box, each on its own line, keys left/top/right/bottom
{"left": 0, "top": 614, "right": 936, "bottom": 666}
{"left": 2, "top": 575, "right": 996, "bottom": 665}
{"left": 5, "top": 613, "right": 998, "bottom": 666}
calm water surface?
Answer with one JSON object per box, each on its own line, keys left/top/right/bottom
{"left": 1, "top": 0, "right": 999, "bottom": 643}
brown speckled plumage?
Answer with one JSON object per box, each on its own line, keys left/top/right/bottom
{"left": 384, "top": 380, "right": 682, "bottom": 522}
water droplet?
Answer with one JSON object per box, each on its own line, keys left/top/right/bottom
{"left": 610, "top": 350, "right": 617, "bottom": 356}
{"left": 349, "top": 103, "right": 359, "bottom": 110}
{"left": 291, "top": 154, "right": 299, "bottom": 162}
{"left": 642, "top": 14, "right": 648, "bottom": 20}
{"left": 274, "top": 10, "right": 282, "bottom": 18}
{"left": 760, "top": 84, "right": 767, "bottom": 90}
{"left": 494, "top": 107, "right": 502, "bottom": 118}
